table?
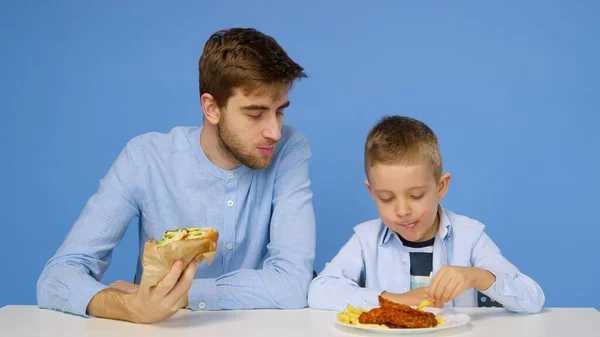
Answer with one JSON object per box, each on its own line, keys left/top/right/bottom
{"left": 1, "top": 306, "right": 598, "bottom": 337}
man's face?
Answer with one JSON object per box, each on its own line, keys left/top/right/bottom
{"left": 217, "top": 85, "right": 289, "bottom": 169}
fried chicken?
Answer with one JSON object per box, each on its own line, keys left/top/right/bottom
{"left": 357, "top": 296, "right": 438, "bottom": 329}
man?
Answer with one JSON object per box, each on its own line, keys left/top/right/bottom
{"left": 37, "top": 28, "right": 316, "bottom": 324}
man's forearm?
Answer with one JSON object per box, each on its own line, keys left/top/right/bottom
{"left": 86, "top": 288, "right": 135, "bottom": 322}
{"left": 188, "top": 266, "right": 311, "bottom": 310}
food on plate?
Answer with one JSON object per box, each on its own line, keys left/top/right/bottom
{"left": 337, "top": 296, "right": 444, "bottom": 329}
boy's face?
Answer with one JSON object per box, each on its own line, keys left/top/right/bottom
{"left": 366, "top": 163, "right": 450, "bottom": 242}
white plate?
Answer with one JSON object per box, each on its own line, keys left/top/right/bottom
{"left": 335, "top": 308, "right": 471, "bottom": 334}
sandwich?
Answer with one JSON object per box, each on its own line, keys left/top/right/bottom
{"left": 142, "top": 227, "right": 219, "bottom": 286}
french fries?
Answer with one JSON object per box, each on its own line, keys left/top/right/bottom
{"left": 336, "top": 304, "right": 389, "bottom": 329}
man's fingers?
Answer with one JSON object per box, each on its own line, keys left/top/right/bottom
{"left": 176, "top": 291, "right": 190, "bottom": 310}
{"left": 153, "top": 260, "right": 186, "bottom": 298}
{"left": 165, "top": 262, "right": 197, "bottom": 304}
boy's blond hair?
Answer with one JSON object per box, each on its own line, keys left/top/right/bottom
{"left": 364, "top": 116, "right": 442, "bottom": 180}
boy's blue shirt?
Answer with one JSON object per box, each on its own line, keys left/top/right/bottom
{"left": 308, "top": 206, "right": 545, "bottom": 314}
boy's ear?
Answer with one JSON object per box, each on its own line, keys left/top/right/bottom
{"left": 201, "top": 93, "right": 221, "bottom": 125}
{"left": 364, "top": 179, "right": 376, "bottom": 200}
{"left": 437, "top": 173, "right": 451, "bottom": 201}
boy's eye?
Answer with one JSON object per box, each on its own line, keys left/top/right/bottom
{"left": 379, "top": 196, "right": 394, "bottom": 203}
{"left": 411, "top": 194, "right": 425, "bottom": 200}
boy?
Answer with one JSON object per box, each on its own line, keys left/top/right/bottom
{"left": 308, "top": 116, "right": 544, "bottom": 314}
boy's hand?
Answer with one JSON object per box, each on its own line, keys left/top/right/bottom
{"left": 428, "top": 266, "right": 496, "bottom": 305}
{"left": 381, "top": 287, "right": 430, "bottom": 307}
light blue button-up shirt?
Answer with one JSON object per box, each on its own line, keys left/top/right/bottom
{"left": 308, "top": 207, "right": 544, "bottom": 314}
{"left": 37, "top": 125, "right": 316, "bottom": 317}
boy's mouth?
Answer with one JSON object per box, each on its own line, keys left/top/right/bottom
{"left": 400, "top": 220, "right": 419, "bottom": 229}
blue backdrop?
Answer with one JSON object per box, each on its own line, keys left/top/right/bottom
{"left": 1, "top": 1, "right": 598, "bottom": 309}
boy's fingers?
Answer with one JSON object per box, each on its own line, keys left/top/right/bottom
{"left": 428, "top": 272, "right": 443, "bottom": 301}
{"left": 440, "top": 278, "right": 460, "bottom": 304}
{"left": 433, "top": 274, "right": 452, "bottom": 302}
{"left": 449, "top": 285, "right": 464, "bottom": 303}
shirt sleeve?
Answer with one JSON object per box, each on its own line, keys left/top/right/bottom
{"left": 36, "top": 142, "right": 142, "bottom": 317}
{"left": 187, "top": 132, "right": 316, "bottom": 310}
{"left": 471, "top": 232, "right": 545, "bottom": 313}
{"left": 308, "top": 233, "right": 382, "bottom": 311}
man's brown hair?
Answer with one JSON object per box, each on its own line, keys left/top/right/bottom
{"left": 364, "top": 116, "right": 443, "bottom": 180}
{"left": 199, "top": 28, "right": 307, "bottom": 108}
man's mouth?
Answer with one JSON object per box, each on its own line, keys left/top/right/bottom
{"left": 257, "top": 146, "right": 275, "bottom": 155}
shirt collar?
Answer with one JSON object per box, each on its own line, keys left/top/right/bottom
{"left": 193, "top": 126, "right": 251, "bottom": 180}
{"left": 380, "top": 204, "right": 452, "bottom": 245}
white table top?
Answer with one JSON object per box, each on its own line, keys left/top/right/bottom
{"left": 2, "top": 306, "right": 598, "bottom": 337}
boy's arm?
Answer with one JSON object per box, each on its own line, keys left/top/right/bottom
{"left": 36, "top": 143, "right": 141, "bottom": 317}
{"left": 471, "top": 232, "right": 545, "bottom": 313}
{"left": 186, "top": 134, "right": 316, "bottom": 310}
{"left": 308, "top": 234, "right": 382, "bottom": 311}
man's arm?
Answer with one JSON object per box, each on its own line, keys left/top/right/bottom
{"left": 186, "top": 132, "right": 316, "bottom": 310}
{"left": 88, "top": 260, "right": 197, "bottom": 324}
{"left": 36, "top": 142, "right": 141, "bottom": 317}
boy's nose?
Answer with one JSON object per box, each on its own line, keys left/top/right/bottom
{"left": 394, "top": 201, "right": 411, "bottom": 217}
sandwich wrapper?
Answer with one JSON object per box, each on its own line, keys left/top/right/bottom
{"left": 142, "top": 234, "right": 218, "bottom": 286}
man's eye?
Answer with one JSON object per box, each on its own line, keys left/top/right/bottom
{"left": 248, "top": 114, "right": 262, "bottom": 119}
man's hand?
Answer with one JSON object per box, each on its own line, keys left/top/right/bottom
{"left": 125, "top": 260, "right": 196, "bottom": 323}
{"left": 109, "top": 280, "right": 139, "bottom": 294}
{"left": 428, "top": 266, "right": 496, "bottom": 306}
{"left": 381, "top": 287, "right": 430, "bottom": 307}
{"left": 87, "top": 260, "right": 196, "bottom": 324}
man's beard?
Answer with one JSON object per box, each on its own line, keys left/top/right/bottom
{"left": 216, "top": 118, "right": 274, "bottom": 170}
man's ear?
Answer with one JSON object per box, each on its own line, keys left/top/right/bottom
{"left": 201, "top": 93, "right": 221, "bottom": 125}
{"left": 437, "top": 172, "right": 451, "bottom": 201}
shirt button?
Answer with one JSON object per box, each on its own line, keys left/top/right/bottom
{"left": 403, "top": 288, "right": 408, "bottom": 292}
{"left": 227, "top": 173, "right": 234, "bottom": 179}
{"left": 227, "top": 200, "right": 234, "bottom": 207}
{"left": 402, "top": 258, "right": 408, "bottom": 264}
{"left": 198, "top": 301, "right": 206, "bottom": 309}
{"left": 226, "top": 243, "right": 233, "bottom": 250}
